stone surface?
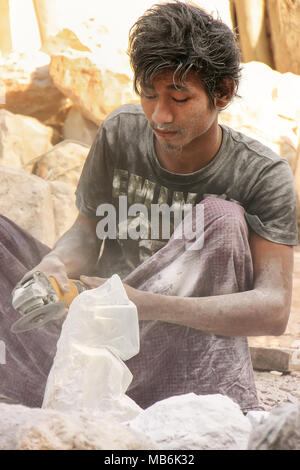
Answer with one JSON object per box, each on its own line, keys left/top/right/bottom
{"left": 1, "top": 112, "right": 54, "bottom": 169}
{"left": 129, "top": 393, "right": 252, "bottom": 450}
{"left": 231, "top": 0, "right": 274, "bottom": 67}
{"left": 0, "top": 109, "right": 55, "bottom": 170}
{"left": 63, "top": 106, "right": 99, "bottom": 146}
{"left": 49, "top": 180, "right": 78, "bottom": 241}
{"left": 49, "top": 50, "right": 138, "bottom": 126}
{"left": 250, "top": 346, "right": 300, "bottom": 372}
{"left": 0, "top": 166, "right": 55, "bottom": 247}
{"left": 253, "top": 370, "right": 300, "bottom": 411}
{"left": 0, "top": 0, "right": 41, "bottom": 55}
{"left": 246, "top": 410, "right": 270, "bottom": 428}
{"left": 248, "top": 401, "right": 300, "bottom": 450}
{"left": 219, "top": 61, "right": 300, "bottom": 172}
{"left": 32, "top": 139, "right": 90, "bottom": 188}
{"left": 0, "top": 403, "right": 153, "bottom": 450}
{"left": 267, "top": 0, "right": 300, "bottom": 75}
{"left": 0, "top": 52, "right": 68, "bottom": 123}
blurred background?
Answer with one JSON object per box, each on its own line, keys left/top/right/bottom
{"left": 0, "top": 0, "right": 300, "bottom": 351}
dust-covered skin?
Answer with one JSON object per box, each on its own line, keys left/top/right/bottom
{"left": 26, "top": 214, "right": 99, "bottom": 293}
{"left": 140, "top": 70, "right": 227, "bottom": 172}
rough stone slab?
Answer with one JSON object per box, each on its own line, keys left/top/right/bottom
{"left": 129, "top": 393, "right": 252, "bottom": 450}
{"left": 31, "top": 139, "right": 89, "bottom": 188}
{"left": 0, "top": 403, "right": 154, "bottom": 450}
{"left": 0, "top": 165, "right": 55, "bottom": 247}
{"left": 63, "top": 106, "right": 98, "bottom": 146}
{"left": 49, "top": 51, "right": 138, "bottom": 126}
{"left": 250, "top": 346, "right": 300, "bottom": 372}
{"left": 0, "top": 52, "right": 67, "bottom": 122}
{"left": 0, "top": 109, "right": 54, "bottom": 169}
{"left": 248, "top": 401, "right": 300, "bottom": 450}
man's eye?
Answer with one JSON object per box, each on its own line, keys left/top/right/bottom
{"left": 173, "top": 98, "right": 189, "bottom": 103}
{"left": 143, "top": 94, "right": 156, "bottom": 100}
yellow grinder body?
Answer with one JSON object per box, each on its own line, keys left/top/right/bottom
{"left": 11, "top": 271, "right": 86, "bottom": 333}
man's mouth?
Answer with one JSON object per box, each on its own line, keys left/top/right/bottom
{"left": 153, "top": 128, "right": 179, "bottom": 139}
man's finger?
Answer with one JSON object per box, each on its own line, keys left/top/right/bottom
{"left": 80, "top": 275, "right": 105, "bottom": 288}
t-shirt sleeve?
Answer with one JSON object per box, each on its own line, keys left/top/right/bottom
{"left": 244, "top": 159, "right": 298, "bottom": 245}
{"left": 75, "top": 124, "right": 115, "bottom": 220}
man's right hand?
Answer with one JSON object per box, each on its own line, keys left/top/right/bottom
{"left": 21, "top": 253, "right": 70, "bottom": 294}
{"left": 19, "top": 213, "right": 99, "bottom": 295}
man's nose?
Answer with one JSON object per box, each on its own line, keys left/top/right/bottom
{"left": 152, "top": 99, "right": 173, "bottom": 125}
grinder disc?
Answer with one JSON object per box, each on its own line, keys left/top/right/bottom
{"left": 11, "top": 302, "right": 66, "bottom": 333}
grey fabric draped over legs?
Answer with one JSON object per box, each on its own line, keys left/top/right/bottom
{"left": 0, "top": 215, "right": 61, "bottom": 406}
{"left": 124, "top": 197, "right": 259, "bottom": 412}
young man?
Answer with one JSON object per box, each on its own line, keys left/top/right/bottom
{"left": 0, "top": 1, "right": 297, "bottom": 412}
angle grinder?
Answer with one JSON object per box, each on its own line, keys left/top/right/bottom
{"left": 11, "top": 271, "right": 86, "bottom": 333}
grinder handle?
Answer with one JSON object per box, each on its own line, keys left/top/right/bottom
{"left": 48, "top": 276, "right": 86, "bottom": 308}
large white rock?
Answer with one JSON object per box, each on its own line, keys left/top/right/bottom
{"left": 129, "top": 393, "right": 252, "bottom": 450}
{"left": 0, "top": 109, "right": 55, "bottom": 170}
{"left": 0, "top": 166, "right": 79, "bottom": 246}
{"left": 267, "top": 0, "right": 300, "bottom": 75}
{"left": 32, "top": 139, "right": 90, "bottom": 188}
{"left": 63, "top": 106, "right": 99, "bottom": 146}
{"left": 49, "top": 49, "right": 138, "bottom": 126}
{"left": 248, "top": 401, "right": 300, "bottom": 450}
{"left": 0, "top": 52, "right": 68, "bottom": 123}
{"left": 49, "top": 180, "right": 78, "bottom": 241}
{"left": 0, "top": 403, "right": 153, "bottom": 450}
{"left": 37, "top": 1, "right": 233, "bottom": 54}
{"left": 0, "top": 166, "right": 56, "bottom": 247}
{"left": 219, "top": 61, "right": 300, "bottom": 171}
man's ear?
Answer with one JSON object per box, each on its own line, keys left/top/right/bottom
{"left": 214, "top": 78, "right": 235, "bottom": 109}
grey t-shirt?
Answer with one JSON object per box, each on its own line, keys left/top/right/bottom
{"left": 76, "top": 103, "right": 298, "bottom": 278}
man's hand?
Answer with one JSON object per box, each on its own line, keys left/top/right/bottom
{"left": 19, "top": 213, "right": 99, "bottom": 295}
{"left": 79, "top": 275, "right": 107, "bottom": 289}
{"left": 21, "top": 253, "right": 70, "bottom": 294}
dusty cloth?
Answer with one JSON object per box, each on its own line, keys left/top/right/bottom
{"left": 125, "top": 197, "right": 259, "bottom": 412}
{"left": 0, "top": 197, "right": 259, "bottom": 411}
{"left": 0, "top": 215, "right": 58, "bottom": 406}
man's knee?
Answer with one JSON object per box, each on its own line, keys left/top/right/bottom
{"left": 200, "top": 196, "right": 248, "bottom": 235}
{"left": 173, "top": 196, "right": 248, "bottom": 248}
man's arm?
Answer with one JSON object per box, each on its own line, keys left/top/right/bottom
{"left": 27, "top": 213, "right": 99, "bottom": 292}
{"left": 83, "top": 230, "right": 294, "bottom": 337}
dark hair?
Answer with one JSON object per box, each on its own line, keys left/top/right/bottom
{"left": 128, "top": 1, "right": 241, "bottom": 104}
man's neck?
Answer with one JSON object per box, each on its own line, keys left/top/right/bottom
{"left": 155, "top": 123, "right": 223, "bottom": 174}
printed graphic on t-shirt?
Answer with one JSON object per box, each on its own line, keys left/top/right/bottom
{"left": 96, "top": 168, "right": 200, "bottom": 262}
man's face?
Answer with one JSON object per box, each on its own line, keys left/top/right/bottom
{"left": 140, "top": 69, "right": 219, "bottom": 154}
